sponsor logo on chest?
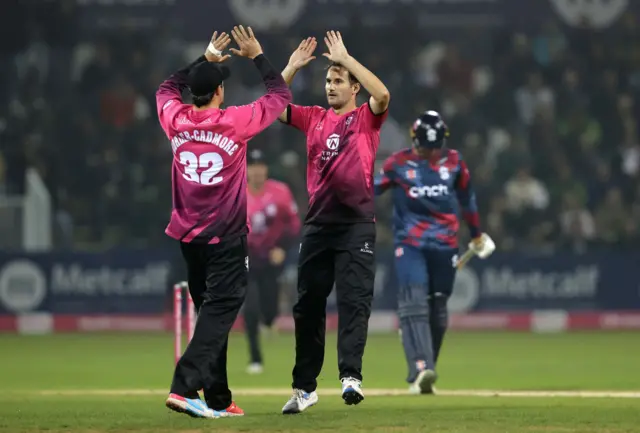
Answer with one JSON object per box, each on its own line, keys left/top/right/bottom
{"left": 316, "top": 114, "right": 355, "bottom": 165}
{"left": 406, "top": 163, "right": 453, "bottom": 199}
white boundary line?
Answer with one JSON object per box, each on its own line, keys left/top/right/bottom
{"left": 34, "top": 388, "right": 640, "bottom": 398}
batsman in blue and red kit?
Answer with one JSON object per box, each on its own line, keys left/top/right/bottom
{"left": 374, "top": 110, "right": 484, "bottom": 394}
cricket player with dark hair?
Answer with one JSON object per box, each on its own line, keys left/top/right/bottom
{"left": 276, "top": 32, "right": 391, "bottom": 413}
{"left": 156, "top": 26, "right": 291, "bottom": 418}
{"left": 375, "top": 110, "right": 495, "bottom": 394}
{"left": 245, "top": 149, "right": 301, "bottom": 374}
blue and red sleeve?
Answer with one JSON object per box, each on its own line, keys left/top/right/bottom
{"left": 454, "top": 158, "right": 481, "bottom": 239}
{"left": 374, "top": 155, "right": 396, "bottom": 196}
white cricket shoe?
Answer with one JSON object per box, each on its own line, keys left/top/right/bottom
{"left": 281, "top": 389, "right": 318, "bottom": 414}
{"left": 408, "top": 369, "right": 437, "bottom": 395}
{"left": 341, "top": 377, "right": 364, "bottom": 405}
{"left": 246, "top": 363, "right": 263, "bottom": 375}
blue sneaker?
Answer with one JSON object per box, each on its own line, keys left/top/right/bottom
{"left": 166, "top": 393, "right": 220, "bottom": 418}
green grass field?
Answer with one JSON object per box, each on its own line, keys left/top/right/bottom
{"left": 1, "top": 331, "right": 640, "bottom": 432}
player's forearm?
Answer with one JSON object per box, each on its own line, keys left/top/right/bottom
{"left": 254, "top": 54, "right": 290, "bottom": 96}
{"left": 156, "top": 55, "right": 207, "bottom": 115}
{"left": 340, "top": 55, "right": 390, "bottom": 107}
{"left": 157, "top": 55, "right": 207, "bottom": 97}
{"left": 454, "top": 161, "right": 481, "bottom": 238}
{"left": 374, "top": 173, "right": 391, "bottom": 196}
{"left": 281, "top": 64, "right": 299, "bottom": 86}
{"left": 248, "top": 54, "right": 292, "bottom": 132}
{"left": 462, "top": 211, "right": 481, "bottom": 239}
{"left": 457, "top": 191, "right": 481, "bottom": 238}
{"left": 277, "top": 65, "right": 299, "bottom": 122}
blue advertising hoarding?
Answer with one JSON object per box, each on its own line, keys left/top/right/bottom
{"left": 0, "top": 251, "right": 176, "bottom": 315}
{"left": 0, "top": 249, "right": 638, "bottom": 316}
{"left": 377, "top": 251, "right": 640, "bottom": 313}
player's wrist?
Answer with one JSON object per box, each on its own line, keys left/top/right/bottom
{"left": 249, "top": 50, "right": 264, "bottom": 60}
{"left": 338, "top": 54, "right": 355, "bottom": 67}
{"left": 286, "top": 62, "right": 300, "bottom": 72}
{"left": 206, "top": 42, "right": 222, "bottom": 57}
{"left": 468, "top": 227, "right": 481, "bottom": 240}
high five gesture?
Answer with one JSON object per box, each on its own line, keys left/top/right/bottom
{"left": 230, "top": 25, "right": 263, "bottom": 60}
{"left": 321, "top": 30, "right": 390, "bottom": 115}
{"left": 322, "top": 31, "right": 350, "bottom": 64}
{"left": 204, "top": 31, "right": 232, "bottom": 63}
{"left": 277, "top": 29, "right": 391, "bottom": 414}
{"left": 278, "top": 36, "right": 318, "bottom": 121}
{"left": 288, "top": 37, "right": 318, "bottom": 70}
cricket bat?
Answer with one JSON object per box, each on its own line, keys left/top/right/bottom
{"left": 455, "top": 248, "right": 477, "bottom": 269}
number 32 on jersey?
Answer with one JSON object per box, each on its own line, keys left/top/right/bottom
{"left": 179, "top": 151, "right": 223, "bottom": 185}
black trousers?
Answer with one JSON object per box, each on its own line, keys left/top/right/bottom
{"left": 292, "top": 223, "right": 376, "bottom": 392}
{"left": 243, "top": 261, "right": 283, "bottom": 364}
{"left": 170, "top": 236, "right": 248, "bottom": 410}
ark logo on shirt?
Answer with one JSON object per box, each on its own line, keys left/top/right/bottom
{"left": 321, "top": 133, "right": 340, "bottom": 162}
{"left": 326, "top": 133, "right": 340, "bottom": 150}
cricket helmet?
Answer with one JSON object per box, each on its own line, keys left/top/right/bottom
{"left": 410, "top": 110, "right": 449, "bottom": 150}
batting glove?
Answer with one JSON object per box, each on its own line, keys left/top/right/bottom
{"left": 469, "top": 233, "right": 495, "bottom": 259}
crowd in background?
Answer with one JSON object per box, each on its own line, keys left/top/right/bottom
{"left": 1, "top": 2, "right": 639, "bottom": 253}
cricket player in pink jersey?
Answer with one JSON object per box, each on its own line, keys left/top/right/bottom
{"left": 277, "top": 32, "right": 391, "bottom": 413}
{"left": 245, "top": 149, "right": 301, "bottom": 375}
{"left": 157, "top": 26, "right": 291, "bottom": 419}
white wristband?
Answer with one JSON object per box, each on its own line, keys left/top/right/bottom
{"left": 207, "top": 42, "right": 222, "bottom": 57}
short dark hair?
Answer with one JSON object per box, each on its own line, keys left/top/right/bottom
{"left": 188, "top": 62, "right": 228, "bottom": 107}
{"left": 192, "top": 93, "right": 215, "bottom": 108}
{"left": 327, "top": 62, "right": 360, "bottom": 86}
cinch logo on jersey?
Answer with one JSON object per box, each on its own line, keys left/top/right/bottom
{"left": 171, "top": 130, "right": 239, "bottom": 156}
{"left": 409, "top": 184, "right": 449, "bottom": 198}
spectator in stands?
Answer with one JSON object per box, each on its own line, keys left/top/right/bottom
{"left": 436, "top": 44, "right": 473, "bottom": 97}
{"left": 1, "top": 6, "right": 639, "bottom": 253}
{"left": 504, "top": 166, "right": 549, "bottom": 213}
{"left": 558, "top": 192, "right": 595, "bottom": 253}
{"left": 594, "top": 188, "right": 633, "bottom": 246}
{"left": 515, "top": 71, "right": 555, "bottom": 126}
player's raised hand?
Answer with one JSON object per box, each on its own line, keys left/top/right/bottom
{"left": 205, "top": 31, "right": 232, "bottom": 63}
{"left": 229, "top": 25, "right": 263, "bottom": 59}
{"left": 322, "top": 31, "right": 350, "bottom": 64}
{"left": 288, "top": 37, "right": 317, "bottom": 70}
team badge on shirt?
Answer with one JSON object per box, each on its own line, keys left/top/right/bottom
{"left": 406, "top": 169, "right": 417, "bottom": 180}
{"left": 326, "top": 133, "right": 340, "bottom": 150}
{"left": 439, "top": 166, "right": 450, "bottom": 180}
